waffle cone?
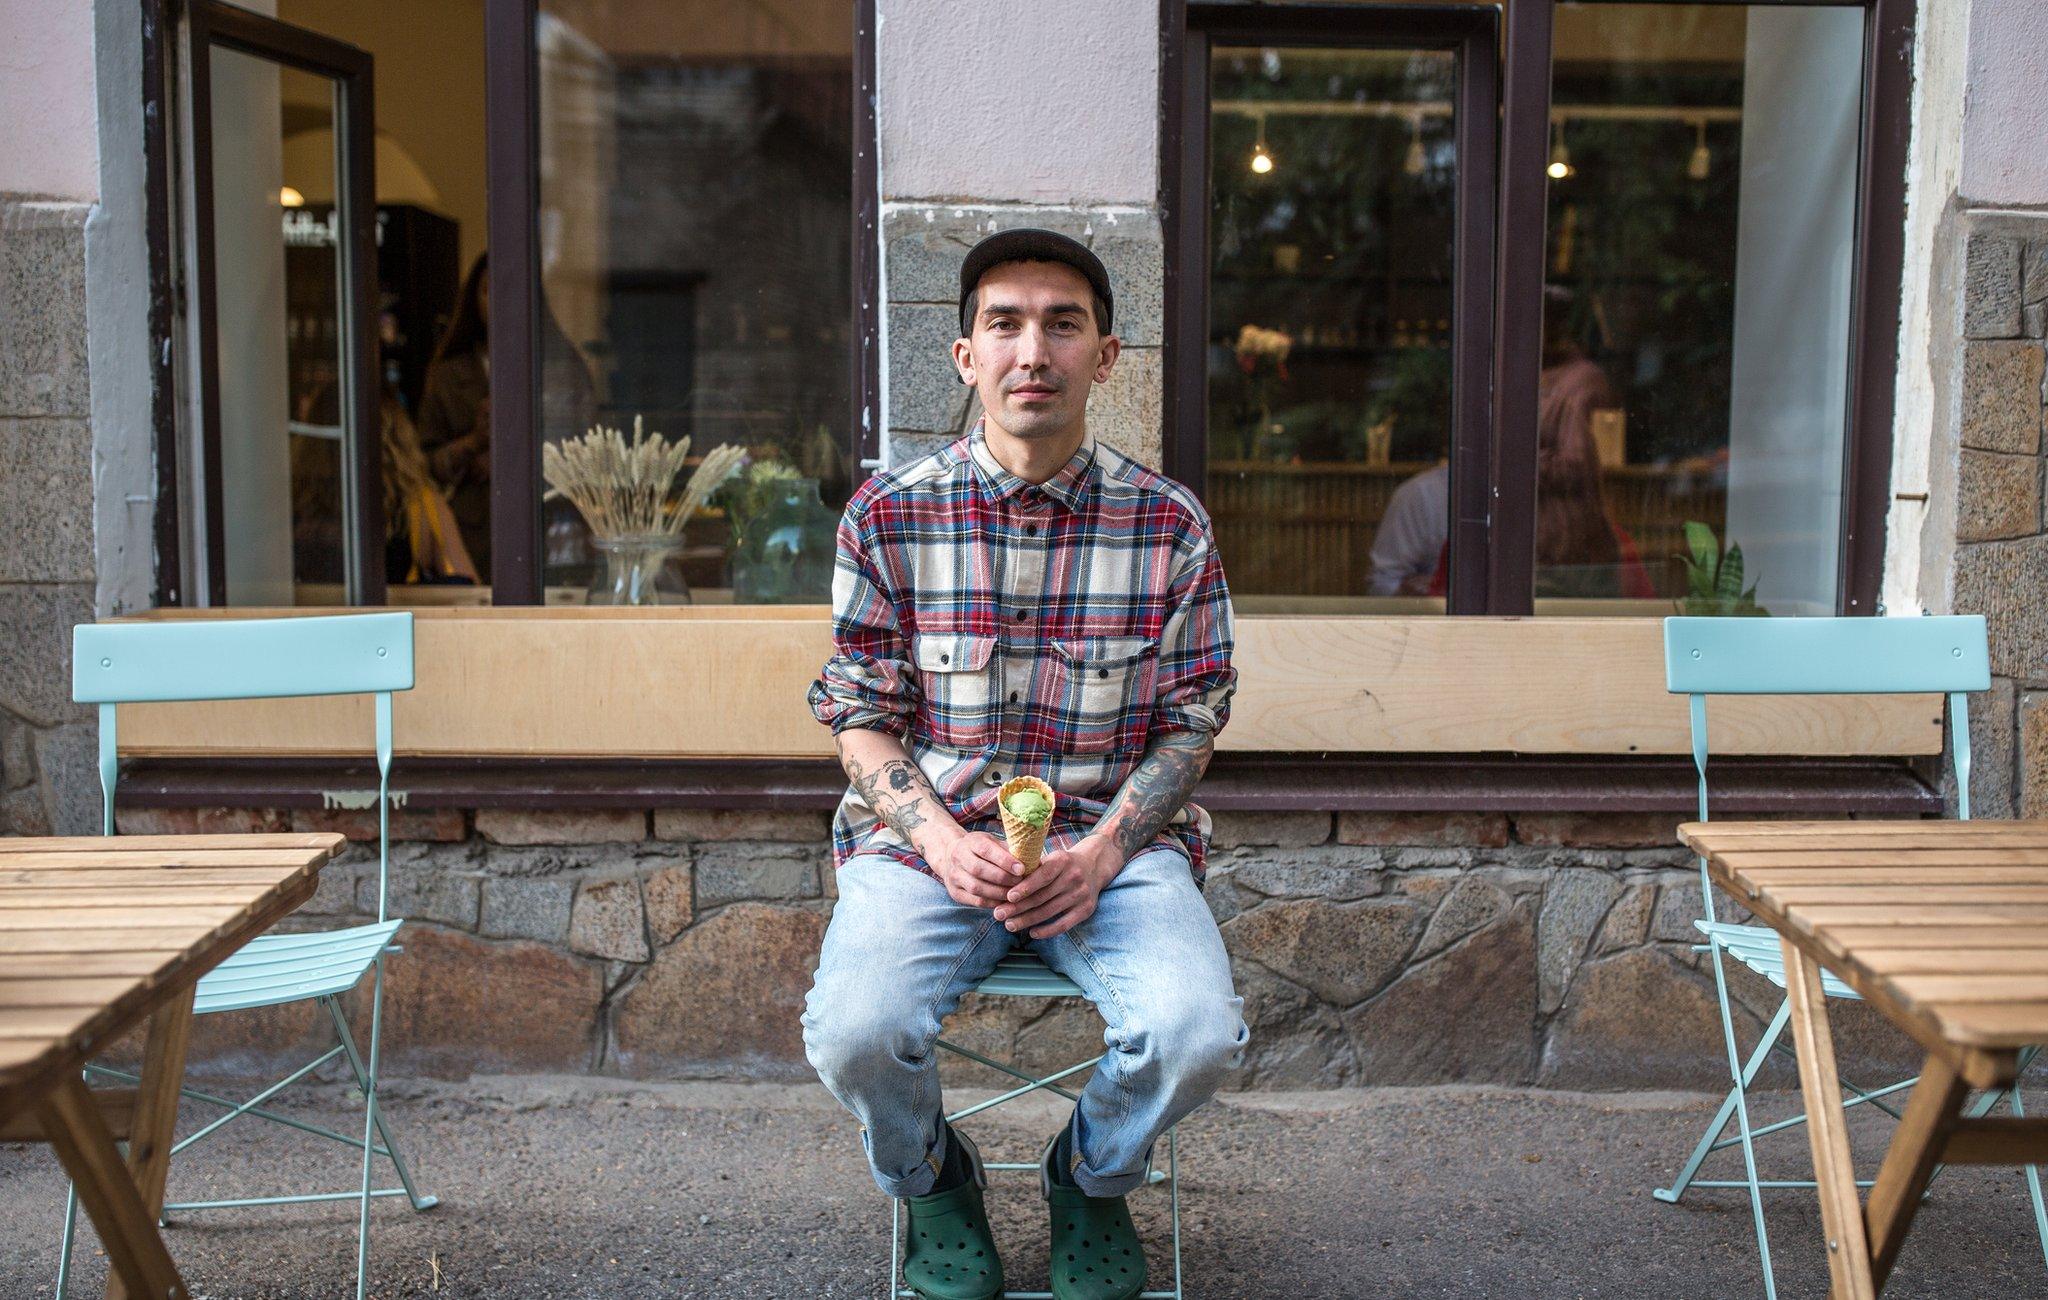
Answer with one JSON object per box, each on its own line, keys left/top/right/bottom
{"left": 996, "top": 775, "right": 1056, "bottom": 875}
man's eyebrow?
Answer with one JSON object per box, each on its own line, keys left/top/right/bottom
{"left": 980, "top": 300, "right": 1088, "bottom": 319}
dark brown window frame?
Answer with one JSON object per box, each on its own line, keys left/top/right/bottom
{"left": 1162, "top": 0, "right": 1915, "bottom": 617}
{"left": 182, "top": 0, "right": 387, "bottom": 607}
{"left": 1166, "top": 2, "right": 1501, "bottom": 612}
{"left": 481, "top": 0, "right": 883, "bottom": 604}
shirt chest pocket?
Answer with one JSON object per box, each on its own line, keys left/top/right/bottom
{"left": 912, "top": 631, "right": 999, "bottom": 750}
{"left": 1051, "top": 636, "right": 1159, "bottom": 752}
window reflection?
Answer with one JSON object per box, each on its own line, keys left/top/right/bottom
{"left": 1207, "top": 46, "right": 1459, "bottom": 612}
{"left": 1537, "top": 3, "right": 1862, "bottom": 615}
{"left": 536, "top": 5, "right": 855, "bottom": 603}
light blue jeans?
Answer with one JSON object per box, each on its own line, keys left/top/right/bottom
{"left": 802, "top": 846, "right": 1248, "bottom": 1199}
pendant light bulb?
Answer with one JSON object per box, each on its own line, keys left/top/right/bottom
{"left": 1546, "top": 118, "right": 1573, "bottom": 181}
{"left": 1403, "top": 113, "right": 1426, "bottom": 177}
{"left": 1250, "top": 112, "right": 1274, "bottom": 174}
{"left": 1687, "top": 119, "right": 1711, "bottom": 181}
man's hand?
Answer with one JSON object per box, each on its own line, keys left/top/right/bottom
{"left": 932, "top": 830, "right": 1026, "bottom": 910}
{"left": 993, "top": 833, "right": 1127, "bottom": 940}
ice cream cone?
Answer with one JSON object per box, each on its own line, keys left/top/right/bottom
{"left": 997, "top": 775, "right": 1056, "bottom": 875}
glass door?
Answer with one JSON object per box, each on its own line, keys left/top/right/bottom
{"left": 184, "top": 1, "right": 384, "bottom": 605}
{"left": 1171, "top": 5, "right": 1497, "bottom": 614}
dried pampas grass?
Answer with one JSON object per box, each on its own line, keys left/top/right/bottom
{"left": 543, "top": 416, "right": 747, "bottom": 539}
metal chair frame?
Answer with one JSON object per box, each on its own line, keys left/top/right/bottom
{"left": 57, "top": 612, "right": 434, "bottom": 1300}
{"left": 889, "top": 950, "right": 1183, "bottom": 1300}
{"left": 1655, "top": 614, "right": 2046, "bottom": 1298}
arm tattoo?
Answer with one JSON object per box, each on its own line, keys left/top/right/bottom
{"left": 1095, "top": 731, "right": 1213, "bottom": 860}
{"left": 846, "top": 753, "right": 940, "bottom": 839}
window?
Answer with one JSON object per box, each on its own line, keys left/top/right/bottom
{"left": 1164, "top": 0, "right": 1910, "bottom": 617}
{"left": 1535, "top": 3, "right": 1866, "bottom": 615}
{"left": 491, "top": 0, "right": 875, "bottom": 606}
{"left": 1206, "top": 45, "right": 1462, "bottom": 609}
{"left": 158, "top": 0, "right": 874, "bottom": 610}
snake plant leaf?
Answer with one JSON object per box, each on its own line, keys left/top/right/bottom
{"left": 1717, "top": 545, "right": 1745, "bottom": 600}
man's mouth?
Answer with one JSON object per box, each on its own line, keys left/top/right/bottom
{"left": 1011, "top": 385, "right": 1058, "bottom": 401}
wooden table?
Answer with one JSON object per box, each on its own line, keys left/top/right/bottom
{"left": 1680, "top": 819, "right": 2048, "bottom": 1298}
{"left": 0, "top": 832, "right": 345, "bottom": 1300}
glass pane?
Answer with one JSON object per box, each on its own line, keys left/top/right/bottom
{"left": 535, "top": 5, "right": 856, "bottom": 604}
{"left": 211, "top": 50, "right": 354, "bottom": 605}
{"left": 1535, "top": 3, "right": 1863, "bottom": 615}
{"left": 1208, "top": 46, "right": 1460, "bottom": 615}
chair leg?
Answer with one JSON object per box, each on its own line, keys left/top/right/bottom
{"left": 889, "top": 1194, "right": 904, "bottom": 1299}
{"left": 1657, "top": 999, "right": 1792, "bottom": 1204}
{"left": 324, "top": 995, "right": 437, "bottom": 1211}
{"left": 353, "top": 957, "right": 386, "bottom": 1300}
{"left": 54, "top": 1180, "right": 80, "bottom": 1298}
{"left": 1707, "top": 944, "right": 1778, "bottom": 1300}
{"left": 2006, "top": 1068, "right": 2048, "bottom": 1268}
{"left": 1167, "top": 1125, "right": 1182, "bottom": 1300}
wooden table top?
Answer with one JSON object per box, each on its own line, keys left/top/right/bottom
{"left": 0, "top": 832, "right": 344, "bottom": 1110}
{"left": 1680, "top": 819, "right": 2048, "bottom": 1071}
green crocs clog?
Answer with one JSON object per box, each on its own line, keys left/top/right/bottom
{"left": 901, "top": 1126, "right": 1004, "bottom": 1300}
{"left": 1041, "top": 1134, "right": 1147, "bottom": 1300}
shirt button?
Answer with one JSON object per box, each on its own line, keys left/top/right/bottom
{"left": 1009, "top": 691, "right": 1020, "bottom": 703}
{"left": 1014, "top": 609, "right": 1028, "bottom": 621}
{"left": 985, "top": 769, "right": 1002, "bottom": 786}
{"left": 1025, "top": 524, "right": 1039, "bottom": 536}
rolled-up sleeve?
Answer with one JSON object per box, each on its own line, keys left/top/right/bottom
{"left": 1150, "top": 514, "right": 1237, "bottom": 742}
{"left": 807, "top": 505, "right": 919, "bottom": 738}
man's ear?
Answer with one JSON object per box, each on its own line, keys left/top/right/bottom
{"left": 951, "top": 336, "right": 975, "bottom": 386}
{"left": 1093, "top": 334, "right": 1122, "bottom": 384}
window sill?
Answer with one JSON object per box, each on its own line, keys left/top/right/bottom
{"left": 113, "top": 752, "right": 1941, "bottom": 815}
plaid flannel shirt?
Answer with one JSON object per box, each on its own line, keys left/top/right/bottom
{"left": 806, "top": 420, "right": 1237, "bottom": 882}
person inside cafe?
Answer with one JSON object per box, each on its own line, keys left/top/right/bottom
{"left": 1413, "top": 286, "right": 1652, "bottom": 599}
{"left": 416, "top": 253, "right": 494, "bottom": 572}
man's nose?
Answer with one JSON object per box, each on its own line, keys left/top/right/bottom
{"left": 1014, "top": 324, "right": 1052, "bottom": 370}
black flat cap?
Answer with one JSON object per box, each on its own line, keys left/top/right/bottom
{"left": 958, "top": 228, "right": 1114, "bottom": 337}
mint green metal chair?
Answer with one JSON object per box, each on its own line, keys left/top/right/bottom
{"left": 1656, "top": 614, "right": 2045, "bottom": 1298}
{"left": 58, "top": 612, "right": 434, "bottom": 1300}
{"left": 891, "top": 949, "right": 1183, "bottom": 1300}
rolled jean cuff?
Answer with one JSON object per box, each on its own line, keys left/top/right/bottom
{"left": 1072, "top": 1160, "right": 1148, "bottom": 1199}
{"left": 868, "top": 1124, "right": 946, "bottom": 1200}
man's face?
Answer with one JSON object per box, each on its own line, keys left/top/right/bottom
{"left": 953, "top": 260, "right": 1119, "bottom": 442}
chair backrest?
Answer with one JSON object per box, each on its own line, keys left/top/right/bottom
{"left": 72, "top": 612, "right": 416, "bottom": 921}
{"left": 1664, "top": 614, "right": 1989, "bottom": 925}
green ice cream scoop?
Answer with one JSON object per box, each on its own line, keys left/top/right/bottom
{"left": 1003, "top": 787, "right": 1052, "bottom": 827}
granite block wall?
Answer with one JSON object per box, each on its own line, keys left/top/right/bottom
{"left": 0, "top": 196, "right": 100, "bottom": 839}
{"left": 121, "top": 803, "right": 1928, "bottom": 1092}
{"left": 1951, "top": 219, "right": 2048, "bottom": 820}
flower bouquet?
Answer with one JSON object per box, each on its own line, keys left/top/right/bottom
{"left": 542, "top": 416, "right": 747, "bottom": 605}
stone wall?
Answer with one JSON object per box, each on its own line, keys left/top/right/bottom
{"left": 0, "top": 196, "right": 100, "bottom": 839}
{"left": 127, "top": 803, "right": 1925, "bottom": 1091}
{"left": 885, "top": 205, "right": 1163, "bottom": 468}
{"left": 1951, "top": 217, "right": 2048, "bottom": 819}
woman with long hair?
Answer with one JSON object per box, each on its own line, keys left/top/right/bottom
{"left": 417, "top": 251, "right": 494, "bottom": 570}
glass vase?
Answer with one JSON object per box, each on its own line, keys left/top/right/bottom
{"left": 587, "top": 533, "right": 690, "bottom": 606}
{"left": 731, "top": 477, "right": 837, "bottom": 604}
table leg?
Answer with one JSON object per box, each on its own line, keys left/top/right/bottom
{"left": 33, "top": 1074, "right": 186, "bottom": 1300}
{"left": 1781, "top": 937, "right": 1875, "bottom": 1300}
{"left": 1865, "top": 1051, "right": 1969, "bottom": 1292}
{"left": 127, "top": 990, "right": 193, "bottom": 1214}
{"left": 106, "top": 988, "right": 195, "bottom": 1300}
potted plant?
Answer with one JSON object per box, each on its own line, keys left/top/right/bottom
{"left": 1677, "top": 521, "right": 1766, "bottom": 616}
